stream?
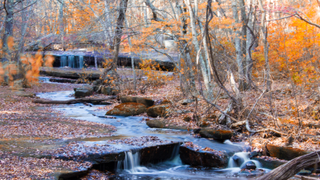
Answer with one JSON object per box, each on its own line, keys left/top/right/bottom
{"left": 37, "top": 89, "right": 270, "bottom": 179}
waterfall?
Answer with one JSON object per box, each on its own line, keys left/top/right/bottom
{"left": 168, "top": 144, "right": 182, "bottom": 166}
{"left": 68, "top": 56, "right": 75, "bottom": 68}
{"left": 228, "top": 152, "right": 261, "bottom": 169}
{"left": 117, "top": 151, "right": 146, "bottom": 173}
{"left": 79, "top": 56, "right": 84, "bottom": 69}
{"left": 60, "top": 56, "right": 67, "bottom": 67}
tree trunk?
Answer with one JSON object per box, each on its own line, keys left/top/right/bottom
{"left": 239, "top": 0, "right": 249, "bottom": 90}
{"left": 2, "top": 0, "right": 14, "bottom": 61}
{"left": 245, "top": 0, "right": 254, "bottom": 87}
{"left": 125, "top": 18, "right": 136, "bottom": 90}
{"left": 102, "top": 0, "right": 128, "bottom": 80}
{"left": 232, "top": 1, "right": 246, "bottom": 91}
{"left": 257, "top": 151, "right": 320, "bottom": 180}
{"left": 15, "top": 0, "right": 30, "bottom": 62}
{"left": 184, "top": 0, "right": 212, "bottom": 98}
{"left": 58, "top": 0, "right": 65, "bottom": 51}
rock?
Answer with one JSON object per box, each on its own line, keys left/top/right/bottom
{"left": 74, "top": 85, "right": 94, "bottom": 98}
{"left": 106, "top": 102, "right": 146, "bottom": 116}
{"left": 252, "top": 156, "right": 287, "bottom": 169}
{"left": 14, "top": 91, "right": 36, "bottom": 98}
{"left": 146, "top": 119, "right": 165, "bottom": 128}
{"left": 180, "top": 99, "right": 194, "bottom": 105}
{"left": 139, "top": 143, "right": 180, "bottom": 165}
{"left": 147, "top": 104, "right": 168, "bottom": 117}
{"left": 179, "top": 144, "right": 228, "bottom": 168}
{"left": 240, "top": 160, "right": 257, "bottom": 170}
{"left": 120, "top": 96, "right": 154, "bottom": 107}
{"left": 266, "top": 144, "right": 309, "bottom": 160}
{"left": 199, "top": 128, "right": 233, "bottom": 141}
{"left": 101, "top": 86, "right": 119, "bottom": 95}
{"left": 249, "top": 151, "right": 259, "bottom": 158}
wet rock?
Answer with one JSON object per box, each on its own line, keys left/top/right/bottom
{"left": 106, "top": 102, "right": 147, "bottom": 116}
{"left": 139, "top": 143, "right": 181, "bottom": 165}
{"left": 120, "top": 96, "right": 154, "bottom": 107}
{"left": 253, "top": 156, "right": 287, "bottom": 169}
{"left": 179, "top": 144, "right": 228, "bottom": 168}
{"left": 74, "top": 85, "right": 94, "bottom": 98}
{"left": 249, "top": 151, "right": 259, "bottom": 158}
{"left": 146, "top": 119, "right": 165, "bottom": 128}
{"left": 101, "top": 86, "right": 120, "bottom": 95}
{"left": 297, "top": 170, "right": 312, "bottom": 176}
{"left": 266, "top": 144, "right": 309, "bottom": 160}
{"left": 147, "top": 104, "right": 168, "bottom": 117}
{"left": 240, "top": 160, "right": 256, "bottom": 170}
{"left": 199, "top": 128, "right": 233, "bottom": 141}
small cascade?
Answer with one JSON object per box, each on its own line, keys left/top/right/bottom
{"left": 79, "top": 56, "right": 84, "bottom": 69}
{"left": 228, "top": 152, "right": 262, "bottom": 169}
{"left": 60, "top": 56, "right": 67, "bottom": 67}
{"left": 168, "top": 144, "right": 182, "bottom": 166}
{"left": 118, "top": 151, "right": 147, "bottom": 173}
{"left": 68, "top": 55, "right": 75, "bottom": 68}
{"left": 38, "top": 77, "right": 51, "bottom": 83}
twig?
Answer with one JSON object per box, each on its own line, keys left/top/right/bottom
{"left": 245, "top": 89, "right": 266, "bottom": 133}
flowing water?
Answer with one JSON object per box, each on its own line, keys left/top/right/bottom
{"left": 37, "top": 89, "right": 270, "bottom": 179}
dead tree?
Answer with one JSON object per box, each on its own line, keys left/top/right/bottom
{"left": 257, "top": 151, "right": 320, "bottom": 180}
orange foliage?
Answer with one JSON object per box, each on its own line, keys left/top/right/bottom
{"left": 253, "top": 3, "right": 320, "bottom": 87}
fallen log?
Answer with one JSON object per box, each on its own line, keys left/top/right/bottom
{"left": 257, "top": 151, "right": 320, "bottom": 180}
{"left": 33, "top": 96, "right": 116, "bottom": 105}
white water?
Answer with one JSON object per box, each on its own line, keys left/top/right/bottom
{"left": 228, "top": 152, "right": 262, "bottom": 169}
{"left": 79, "top": 56, "right": 84, "bottom": 69}
{"left": 60, "top": 56, "right": 67, "bottom": 67}
{"left": 68, "top": 55, "right": 75, "bottom": 68}
{"left": 37, "top": 90, "right": 269, "bottom": 179}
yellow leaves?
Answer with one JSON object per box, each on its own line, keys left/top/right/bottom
{"left": 44, "top": 55, "right": 54, "bottom": 67}
{"left": 7, "top": 36, "right": 14, "bottom": 51}
{"left": 24, "top": 50, "right": 44, "bottom": 84}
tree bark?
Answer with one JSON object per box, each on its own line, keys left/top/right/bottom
{"left": 184, "top": 0, "right": 212, "bottom": 99}
{"left": 15, "top": 0, "right": 30, "bottom": 62}
{"left": 2, "top": 0, "right": 14, "bottom": 61}
{"left": 58, "top": 0, "right": 65, "bottom": 51}
{"left": 232, "top": 1, "right": 246, "bottom": 91}
{"left": 103, "top": 0, "right": 128, "bottom": 79}
{"left": 257, "top": 151, "right": 320, "bottom": 180}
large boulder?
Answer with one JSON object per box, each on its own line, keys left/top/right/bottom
{"left": 266, "top": 144, "right": 308, "bottom": 160}
{"left": 106, "top": 102, "right": 146, "bottom": 116}
{"left": 146, "top": 119, "right": 165, "bottom": 128}
{"left": 74, "top": 85, "right": 94, "bottom": 98}
{"left": 120, "top": 96, "right": 154, "bottom": 107}
{"left": 179, "top": 142, "right": 228, "bottom": 168}
{"left": 199, "top": 128, "right": 233, "bottom": 141}
{"left": 147, "top": 104, "right": 169, "bottom": 117}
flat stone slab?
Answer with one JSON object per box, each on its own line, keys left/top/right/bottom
{"left": 179, "top": 138, "right": 249, "bottom": 168}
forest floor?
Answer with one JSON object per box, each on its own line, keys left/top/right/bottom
{"left": 0, "top": 73, "right": 319, "bottom": 179}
